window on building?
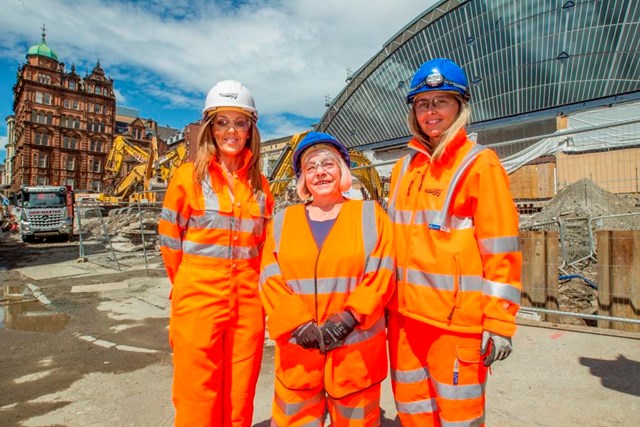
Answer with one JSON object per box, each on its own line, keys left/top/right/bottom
{"left": 46, "top": 112, "right": 53, "bottom": 125}
{"left": 91, "top": 180, "right": 101, "bottom": 192}
{"left": 35, "top": 92, "right": 43, "bottom": 103}
{"left": 73, "top": 100, "right": 79, "bottom": 110}
{"left": 43, "top": 93, "right": 52, "bottom": 105}
{"left": 22, "top": 176, "right": 29, "bottom": 185}
{"left": 63, "top": 136, "right": 78, "bottom": 149}
{"left": 38, "top": 74, "right": 51, "bottom": 84}
{"left": 34, "top": 152, "right": 48, "bottom": 168}
{"left": 94, "top": 103, "right": 102, "bottom": 114}
{"left": 89, "top": 139, "right": 104, "bottom": 152}
{"left": 94, "top": 86, "right": 101, "bottom": 95}
{"left": 65, "top": 178, "right": 75, "bottom": 189}
{"left": 69, "top": 81, "right": 76, "bottom": 90}
{"left": 36, "top": 175, "right": 49, "bottom": 186}
{"left": 73, "top": 117, "right": 80, "bottom": 129}
{"left": 64, "top": 99, "right": 70, "bottom": 109}
{"left": 34, "top": 132, "right": 49, "bottom": 146}
{"left": 66, "top": 156, "right": 76, "bottom": 171}
{"left": 90, "top": 158, "right": 102, "bottom": 173}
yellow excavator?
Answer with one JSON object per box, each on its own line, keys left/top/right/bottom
{"left": 104, "top": 135, "right": 150, "bottom": 175}
{"left": 267, "top": 131, "right": 384, "bottom": 202}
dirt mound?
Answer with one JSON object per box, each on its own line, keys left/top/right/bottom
{"left": 524, "top": 178, "right": 640, "bottom": 228}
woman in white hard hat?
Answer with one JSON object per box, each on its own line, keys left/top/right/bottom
{"left": 259, "top": 132, "right": 395, "bottom": 426}
{"left": 158, "top": 80, "right": 274, "bottom": 426}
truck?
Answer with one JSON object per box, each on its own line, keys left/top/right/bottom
{"left": 16, "top": 185, "right": 74, "bottom": 243}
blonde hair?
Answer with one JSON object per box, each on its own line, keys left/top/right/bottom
{"left": 192, "top": 113, "right": 264, "bottom": 196}
{"left": 407, "top": 95, "right": 471, "bottom": 161}
{"left": 295, "top": 145, "right": 352, "bottom": 200}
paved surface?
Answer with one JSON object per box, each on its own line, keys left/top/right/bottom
{"left": 1, "top": 231, "right": 639, "bottom": 426}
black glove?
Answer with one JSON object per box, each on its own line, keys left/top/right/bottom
{"left": 481, "top": 331, "right": 513, "bottom": 367}
{"left": 319, "top": 311, "right": 358, "bottom": 352}
{"left": 291, "top": 321, "right": 323, "bottom": 349}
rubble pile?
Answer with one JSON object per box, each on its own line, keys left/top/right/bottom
{"left": 77, "top": 207, "right": 161, "bottom": 253}
{"left": 520, "top": 179, "right": 640, "bottom": 325}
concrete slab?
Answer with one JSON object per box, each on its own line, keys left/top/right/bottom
{"left": 71, "top": 282, "right": 128, "bottom": 293}
{"left": 17, "top": 263, "right": 88, "bottom": 280}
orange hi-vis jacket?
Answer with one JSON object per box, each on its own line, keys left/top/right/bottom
{"left": 260, "top": 200, "right": 396, "bottom": 398}
{"left": 387, "top": 129, "right": 521, "bottom": 337}
{"left": 159, "top": 154, "right": 273, "bottom": 287}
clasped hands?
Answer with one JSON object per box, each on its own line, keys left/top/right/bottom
{"left": 291, "top": 311, "right": 358, "bottom": 353}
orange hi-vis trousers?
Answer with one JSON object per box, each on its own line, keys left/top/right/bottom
{"left": 388, "top": 311, "right": 488, "bottom": 427}
{"left": 271, "top": 379, "right": 381, "bottom": 427}
{"left": 170, "top": 263, "right": 265, "bottom": 427}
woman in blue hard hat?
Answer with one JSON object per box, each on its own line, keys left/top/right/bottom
{"left": 386, "top": 58, "right": 522, "bottom": 426}
{"left": 259, "top": 131, "right": 396, "bottom": 426}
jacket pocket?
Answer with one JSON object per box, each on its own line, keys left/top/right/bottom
{"left": 325, "top": 329, "right": 388, "bottom": 399}
{"left": 275, "top": 341, "right": 324, "bottom": 390}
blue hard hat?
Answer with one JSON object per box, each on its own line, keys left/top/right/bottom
{"left": 406, "top": 58, "right": 470, "bottom": 104}
{"left": 293, "top": 132, "right": 351, "bottom": 178}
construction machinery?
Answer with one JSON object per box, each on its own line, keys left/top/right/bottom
{"left": 98, "top": 134, "right": 187, "bottom": 204}
{"left": 268, "top": 131, "right": 384, "bottom": 202}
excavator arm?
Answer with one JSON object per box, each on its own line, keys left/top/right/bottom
{"left": 104, "top": 135, "right": 149, "bottom": 176}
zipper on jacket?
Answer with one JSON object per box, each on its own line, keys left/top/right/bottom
{"left": 448, "top": 254, "right": 462, "bottom": 321}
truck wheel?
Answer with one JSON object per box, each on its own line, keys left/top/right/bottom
{"left": 22, "top": 235, "right": 34, "bottom": 243}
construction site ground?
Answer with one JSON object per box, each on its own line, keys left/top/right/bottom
{"left": 1, "top": 230, "right": 639, "bottom": 427}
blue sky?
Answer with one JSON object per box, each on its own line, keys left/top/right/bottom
{"left": 0, "top": 0, "right": 435, "bottom": 163}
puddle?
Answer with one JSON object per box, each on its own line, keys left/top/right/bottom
{"left": 1, "top": 284, "right": 70, "bottom": 332}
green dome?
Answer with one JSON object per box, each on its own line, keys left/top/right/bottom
{"left": 27, "top": 42, "right": 58, "bottom": 61}
{"left": 27, "top": 26, "right": 58, "bottom": 61}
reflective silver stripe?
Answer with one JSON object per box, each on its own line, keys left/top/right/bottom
{"left": 159, "top": 234, "right": 181, "bottom": 250}
{"left": 395, "top": 398, "right": 437, "bottom": 415}
{"left": 182, "top": 241, "right": 258, "bottom": 259}
{"left": 334, "top": 397, "right": 379, "bottom": 420}
{"left": 287, "top": 276, "right": 359, "bottom": 295}
{"left": 430, "top": 144, "right": 486, "bottom": 232}
{"left": 391, "top": 367, "right": 429, "bottom": 384}
{"left": 432, "top": 376, "right": 485, "bottom": 400}
{"left": 256, "top": 192, "right": 268, "bottom": 217}
{"left": 483, "top": 279, "right": 521, "bottom": 304}
{"left": 441, "top": 413, "right": 485, "bottom": 427}
{"left": 201, "top": 174, "right": 220, "bottom": 211}
{"left": 272, "top": 210, "right": 285, "bottom": 254}
{"left": 362, "top": 201, "right": 377, "bottom": 271}
{"left": 274, "top": 391, "right": 323, "bottom": 417}
{"left": 391, "top": 209, "right": 413, "bottom": 225}
{"left": 189, "top": 211, "right": 263, "bottom": 234}
{"left": 261, "top": 261, "right": 281, "bottom": 282}
{"left": 344, "top": 317, "right": 385, "bottom": 346}
{"left": 387, "top": 154, "right": 414, "bottom": 217}
{"left": 478, "top": 236, "right": 519, "bottom": 254}
{"left": 161, "top": 207, "right": 188, "bottom": 229}
{"left": 160, "top": 207, "right": 177, "bottom": 222}
{"left": 393, "top": 209, "right": 473, "bottom": 230}
{"left": 406, "top": 270, "right": 483, "bottom": 292}
{"left": 365, "top": 255, "right": 394, "bottom": 275}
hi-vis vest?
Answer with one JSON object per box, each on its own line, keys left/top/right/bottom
{"left": 159, "top": 157, "right": 273, "bottom": 285}
{"left": 387, "top": 130, "right": 521, "bottom": 336}
{"left": 260, "top": 200, "right": 395, "bottom": 398}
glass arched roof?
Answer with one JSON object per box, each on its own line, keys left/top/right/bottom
{"left": 317, "top": 0, "right": 640, "bottom": 149}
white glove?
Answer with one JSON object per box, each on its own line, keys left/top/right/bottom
{"left": 481, "top": 331, "right": 513, "bottom": 367}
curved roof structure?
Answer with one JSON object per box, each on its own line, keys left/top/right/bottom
{"left": 27, "top": 27, "right": 58, "bottom": 61}
{"left": 317, "top": 0, "right": 640, "bottom": 149}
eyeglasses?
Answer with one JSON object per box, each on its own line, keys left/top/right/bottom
{"left": 414, "top": 96, "right": 459, "bottom": 112}
{"left": 304, "top": 159, "right": 338, "bottom": 175}
{"left": 212, "top": 117, "right": 252, "bottom": 131}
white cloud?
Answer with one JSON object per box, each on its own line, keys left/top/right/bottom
{"left": 0, "top": 0, "right": 433, "bottom": 122}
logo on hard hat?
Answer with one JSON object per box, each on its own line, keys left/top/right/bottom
{"left": 426, "top": 73, "right": 445, "bottom": 87}
{"left": 219, "top": 92, "right": 238, "bottom": 99}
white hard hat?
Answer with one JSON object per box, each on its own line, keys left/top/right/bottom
{"left": 203, "top": 80, "right": 258, "bottom": 120}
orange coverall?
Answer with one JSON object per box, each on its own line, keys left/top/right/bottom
{"left": 159, "top": 151, "right": 273, "bottom": 427}
{"left": 260, "top": 200, "right": 395, "bottom": 426}
{"left": 386, "top": 129, "right": 522, "bottom": 426}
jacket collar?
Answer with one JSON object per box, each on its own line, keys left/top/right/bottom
{"left": 407, "top": 129, "right": 468, "bottom": 164}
